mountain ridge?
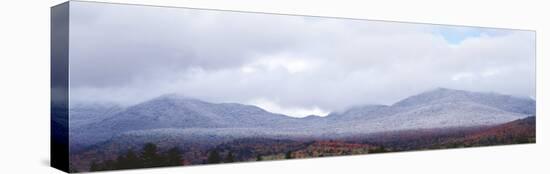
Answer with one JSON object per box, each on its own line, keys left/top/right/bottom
{"left": 69, "top": 88, "right": 535, "bottom": 151}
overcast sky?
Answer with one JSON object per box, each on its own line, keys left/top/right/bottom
{"left": 68, "top": 2, "right": 535, "bottom": 117}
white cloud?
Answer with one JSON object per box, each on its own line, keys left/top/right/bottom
{"left": 68, "top": 1, "right": 536, "bottom": 117}
{"left": 248, "top": 98, "right": 329, "bottom": 117}
{"left": 452, "top": 72, "right": 475, "bottom": 81}
{"left": 244, "top": 53, "right": 322, "bottom": 74}
{"left": 481, "top": 68, "right": 501, "bottom": 77}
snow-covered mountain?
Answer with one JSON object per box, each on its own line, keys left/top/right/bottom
{"left": 320, "top": 88, "right": 534, "bottom": 134}
{"left": 327, "top": 105, "right": 389, "bottom": 121}
{"left": 69, "top": 88, "right": 535, "bottom": 151}
{"left": 95, "top": 94, "right": 298, "bottom": 133}
{"left": 69, "top": 102, "right": 122, "bottom": 127}
{"left": 70, "top": 94, "right": 299, "bottom": 150}
{"left": 393, "top": 88, "right": 535, "bottom": 115}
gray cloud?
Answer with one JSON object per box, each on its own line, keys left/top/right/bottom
{"left": 68, "top": 2, "right": 535, "bottom": 117}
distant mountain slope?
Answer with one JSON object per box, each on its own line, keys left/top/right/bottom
{"left": 70, "top": 95, "right": 299, "bottom": 150}
{"left": 69, "top": 88, "right": 535, "bottom": 151}
{"left": 96, "top": 94, "right": 297, "bottom": 133}
{"left": 69, "top": 102, "right": 123, "bottom": 127}
{"left": 322, "top": 88, "right": 534, "bottom": 134}
{"left": 393, "top": 88, "right": 535, "bottom": 115}
{"left": 327, "top": 105, "right": 388, "bottom": 121}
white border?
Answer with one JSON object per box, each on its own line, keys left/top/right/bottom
{"left": 0, "top": 0, "right": 546, "bottom": 173}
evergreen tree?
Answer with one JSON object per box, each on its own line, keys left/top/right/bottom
{"left": 115, "top": 154, "right": 127, "bottom": 169}
{"left": 285, "top": 151, "right": 293, "bottom": 159}
{"left": 141, "top": 143, "right": 161, "bottom": 167}
{"left": 165, "top": 147, "right": 182, "bottom": 166}
{"left": 89, "top": 161, "right": 100, "bottom": 171}
{"left": 207, "top": 150, "right": 221, "bottom": 164}
{"left": 369, "top": 146, "right": 387, "bottom": 153}
{"left": 102, "top": 160, "right": 115, "bottom": 170}
{"left": 379, "top": 145, "right": 386, "bottom": 152}
{"left": 256, "top": 155, "right": 262, "bottom": 161}
{"left": 225, "top": 151, "right": 235, "bottom": 163}
{"left": 125, "top": 149, "right": 141, "bottom": 169}
{"left": 116, "top": 149, "right": 140, "bottom": 169}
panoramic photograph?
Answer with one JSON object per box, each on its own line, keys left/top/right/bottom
{"left": 61, "top": 1, "right": 535, "bottom": 172}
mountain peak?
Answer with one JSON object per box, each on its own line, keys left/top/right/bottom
{"left": 148, "top": 93, "right": 206, "bottom": 104}
{"left": 391, "top": 87, "right": 516, "bottom": 109}
{"left": 427, "top": 87, "right": 467, "bottom": 94}
{"left": 154, "top": 93, "right": 194, "bottom": 100}
{"left": 434, "top": 87, "right": 454, "bottom": 92}
{"left": 303, "top": 115, "right": 323, "bottom": 119}
{"left": 393, "top": 87, "right": 467, "bottom": 107}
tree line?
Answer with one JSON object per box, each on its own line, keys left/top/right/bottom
{"left": 89, "top": 141, "right": 344, "bottom": 171}
{"left": 89, "top": 143, "right": 248, "bottom": 171}
{"left": 205, "top": 149, "right": 236, "bottom": 164}
{"left": 89, "top": 143, "right": 182, "bottom": 171}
